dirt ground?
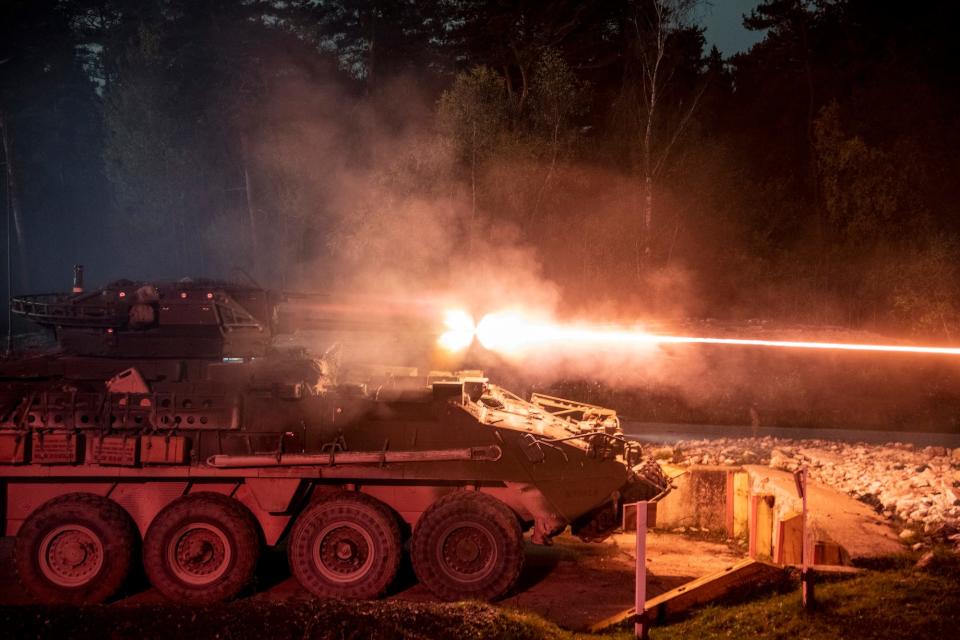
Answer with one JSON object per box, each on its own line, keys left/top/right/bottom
{"left": 0, "top": 531, "right": 744, "bottom": 631}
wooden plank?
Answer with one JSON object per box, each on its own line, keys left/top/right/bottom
{"left": 784, "top": 563, "right": 863, "bottom": 575}
{"left": 776, "top": 513, "right": 803, "bottom": 565}
{"left": 814, "top": 541, "right": 846, "bottom": 565}
{"left": 733, "top": 471, "right": 750, "bottom": 538}
{"left": 725, "top": 470, "right": 735, "bottom": 535}
{"left": 751, "top": 494, "right": 775, "bottom": 561}
{"left": 589, "top": 559, "right": 785, "bottom": 632}
{"left": 645, "top": 559, "right": 783, "bottom": 621}
{"left": 589, "top": 605, "right": 638, "bottom": 631}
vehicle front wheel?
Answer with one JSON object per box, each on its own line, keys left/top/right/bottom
{"left": 410, "top": 491, "right": 524, "bottom": 601}
{"left": 14, "top": 493, "right": 136, "bottom": 604}
{"left": 142, "top": 492, "right": 259, "bottom": 604}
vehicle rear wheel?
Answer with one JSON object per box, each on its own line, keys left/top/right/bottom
{"left": 143, "top": 492, "right": 259, "bottom": 604}
{"left": 411, "top": 491, "right": 524, "bottom": 601}
{"left": 14, "top": 493, "right": 136, "bottom": 604}
{"left": 288, "top": 491, "right": 401, "bottom": 599}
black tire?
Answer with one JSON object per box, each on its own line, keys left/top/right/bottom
{"left": 143, "top": 492, "right": 259, "bottom": 604}
{"left": 14, "top": 492, "right": 136, "bottom": 604}
{"left": 288, "top": 491, "right": 401, "bottom": 599}
{"left": 410, "top": 491, "right": 524, "bottom": 601}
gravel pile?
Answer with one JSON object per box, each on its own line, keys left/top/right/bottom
{"left": 650, "top": 436, "right": 960, "bottom": 547}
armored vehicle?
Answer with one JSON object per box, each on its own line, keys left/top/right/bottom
{"left": 0, "top": 268, "right": 667, "bottom": 605}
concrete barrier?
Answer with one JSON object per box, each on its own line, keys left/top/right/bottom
{"left": 652, "top": 463, "right": 899, "bottom": 565}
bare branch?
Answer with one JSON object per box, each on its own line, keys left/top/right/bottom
{"left": 653, "top": 77, "right": 709, "bottom": 177}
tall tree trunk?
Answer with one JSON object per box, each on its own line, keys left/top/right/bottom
{"left": 0, "top": 108, "right": 27, "bottom": 290}
{"left": 511, "top": 45, "right": 529, "bottom": 114}
{"left": 636, "top": 1, "right": 665, "bottom": 271}
{"left": 469, "top": 121, "right": 477, "bottom": 256}
{"left": 641, "top": 67, "right": 658, "bottom": 269}
{"left": 529, "top": 119, "right": 561, "bottom": 230}
{"left": 366, "top": 4, "right": 377, "bottom": 95}
{"left": 0, "top": 111, "right": 26, "bottom": 253}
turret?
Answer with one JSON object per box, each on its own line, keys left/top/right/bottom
{"left": 11, "top": 278, "right": 276, "bottom": 359}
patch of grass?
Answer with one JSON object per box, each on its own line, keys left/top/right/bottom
{"left": 0, "top": 598, "right": 585, "bottom": 640}
{"left": 646, "top": 561, "right": 960, "bottom": 640}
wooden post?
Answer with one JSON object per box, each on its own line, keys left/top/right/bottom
{"left": 635, "top": 501, "right": 648, "bottom": 640}
{"left": 794, "top": 467, "right": 815, "bottom": 610}
{"left": 725, "top": 470, "right": 735, "bottom": 536}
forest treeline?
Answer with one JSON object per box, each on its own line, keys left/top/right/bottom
{"left": 3, "top": 0, "right": 960, "bottom": 340}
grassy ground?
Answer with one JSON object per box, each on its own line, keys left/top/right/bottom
{"left": 2, "top": 553, "right": 957, "bottom": 640}
{"left": 0, "top": 599, "right": 571, "bottom": 640}
{"left": 643, "top": 551, "right": 960, "bottom": 640}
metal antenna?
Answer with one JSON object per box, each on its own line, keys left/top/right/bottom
{"left": 1, "top": 60, "right": 13, "bottom": 356}
{"left": 3, "top": 117, "right": 11, "bottom": 357}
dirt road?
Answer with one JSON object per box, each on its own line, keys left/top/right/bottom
{"left": 0, "top": 531, "right": 744, "bottom": 630}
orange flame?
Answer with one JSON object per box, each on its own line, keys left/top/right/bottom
{"left": 439, "top": 310, "right": 960, "bottom": 357}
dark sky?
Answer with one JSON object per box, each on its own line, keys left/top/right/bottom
{"left": 698, "top": 0, "right": 764, "bottom": 55}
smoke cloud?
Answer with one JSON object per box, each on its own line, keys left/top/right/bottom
{"left": 231, "top": 58, "right": 960, "bottom": 433}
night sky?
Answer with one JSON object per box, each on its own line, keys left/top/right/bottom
{"left": 699, "top": 0, "right": 764, "bottom": 54}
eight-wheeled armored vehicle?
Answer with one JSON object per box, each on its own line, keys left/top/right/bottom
{"left": 0, "top": 270, "right": 667, "bottom": 604}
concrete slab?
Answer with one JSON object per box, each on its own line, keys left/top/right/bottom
{"left": 655, "top": 465, "right": 733, "bottom": 532}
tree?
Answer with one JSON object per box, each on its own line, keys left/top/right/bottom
{"left": 626, "top": 0, "right": 704, "bottom": 264}
{"left": 0, "top": 0, "right": 112, "bottom": 292}
{"left": 813, "top": 102, "right": 906, "bottom": 241}
{"left": 293, "top": 0, "right": 445, "bottom": 93}
{"left": 889, "top": 236, "right": 960, "bottom": 339}
{"left": 743, "top": 0, "right": 821, "bottom": 208}
{"left": 437, "top": 66, "right": 508, "bottom": 250}
{"left": 438, "top": 1, "right": 619, "bottom": 118}
{"left": 526, "top": 48, "right": 588, "bottom": 228}
{"left": 101, "top": 23, "right": 203, "bottom": 273}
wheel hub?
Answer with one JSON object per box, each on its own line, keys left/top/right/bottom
{"left": 185, "top": 538, "right": 214, "bottom": 563}
{"left": 38, "top": 525, "right": 104, "bottom": 587}
{"left": 454, "top": 537, "right": 481, "bottom": 563}
{"left": 439, "top": 524, "right": 496, "bottom": 582}
{"left": 314, "top": 523, "right": 374, "bottom": 583}
{"left": 335, "top": 540, "right": 356, "bottom": 560}
{"left": 167, "top": 523, "right": 231, "bottom": 586}
{"left": 61, "top": 540, "right": 88, "bottom": 566}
